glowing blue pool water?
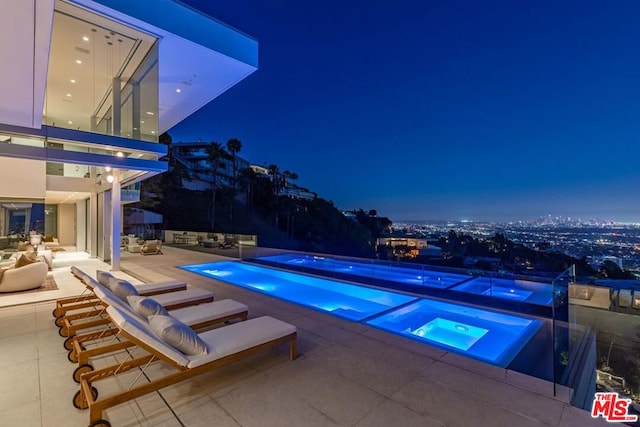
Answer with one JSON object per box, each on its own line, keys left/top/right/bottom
{"left": 412, "top": 318, "right": 489, "bottom": 351}
{"left": 182, "top": 261, "right": 544, "bottom": 368}
{"left": 180, "top": 261, "right": 417, "bottom": 321}
{"left": 259, "top": 253, "right": 555, "bottom": 306}
{"left": 367, "top": 299, "right": 543, "bottom": 367}
{"left": 451, "top": 277, "right": 554, "bottom": 305}
{"left": 259, "top": 253, "right": 469, "bottom": 289}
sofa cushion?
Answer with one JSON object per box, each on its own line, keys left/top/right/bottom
{"left": 14, "top": 253, "right": 37, "bottom": 268}
{"left": 148, "top": 315, "right": 208, "bottom": 355}
{"left": 109, "top": 279, "right": 139, "bottom": 300}
{"left": 96, "top": 270, "right": 115, "bottom": 287}
{"left": 126, "top": 295, "right": 169, "bottom": 319}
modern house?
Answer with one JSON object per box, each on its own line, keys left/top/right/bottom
{"left": 171, "top": 141, "right": 251, "bottom": 192}
{"left": 0, "top": 0, "right": 257, "bottom": 269}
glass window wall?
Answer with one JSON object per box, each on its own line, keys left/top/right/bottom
{"left": 44, "top": 2, "right": 159, "bottom": 142}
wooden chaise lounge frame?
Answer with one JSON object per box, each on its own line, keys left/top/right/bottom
{"left": 53, "top": 266, "right": 187, "bottom": 322}
{"left": 68, "top": 285, "right": 249, "bottom": 380}
{"left": 79, "top": 306, "right": 297, "bottom": 427}
{"left": 59, "top": 268, "right": 213, "bottom": 338}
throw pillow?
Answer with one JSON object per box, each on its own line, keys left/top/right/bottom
{"left": 109, "top": 279, "right": 139, "bottom": 300}
{"left": 126, "top": 295, "right": 169, "bottom": 319}
{"left": 96, "top": 270, "right": 114, "bottom": 287}
{"left": 14, "top": 254, "right": 37, "bottom": 268}
{"left": 148, "top": 315, "right": 208, "bottom": 355}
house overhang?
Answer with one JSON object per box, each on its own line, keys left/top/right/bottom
{"left": 67, "top": 0, "right": 259, "bottom": 133}
{"left": 0, "top": 0, "right": 258, "bottom": 133}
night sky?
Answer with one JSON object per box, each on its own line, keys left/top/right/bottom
{"left": 172, "top": 0, "right": 640, "bottom": 223}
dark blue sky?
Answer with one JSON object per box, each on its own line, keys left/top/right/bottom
{"left": 172, "top": 0, "right": 640, "bottom": 222}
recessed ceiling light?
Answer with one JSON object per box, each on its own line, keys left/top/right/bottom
{"left": 146, "top": 111, "right": 154, "bottom": 115}
{"left": 176, "top": 88, "right": 181, "bottom": 93}
{"left": 151, "top": 131, "right": 156, "bottom": 134}
{"left": 82, "top": 36, "right": 89, "bottom": 42}
{"left": 66, "top": 93, "right": 72, "bottom": 97}
{"left": 116, "top": 152, "right": 124, "bottom": 157}
{"left": 68, "top": 120, "right": 73, "bottom": 124}
{"left": 140, "top": 120, "right": 145, "bottom": 124}
{"left": 75, "top": 59, "right": 82, "bottom": 64}
{"left": 70, "top": 79, "right": 76, "bottom": 84}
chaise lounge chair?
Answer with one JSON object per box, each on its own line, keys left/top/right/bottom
{"left": 140, "top": 239, "right": 163, "bottom": 255}
{"left": 59, "top": 269, "right": 215, "bottom": 338}
{"left": 77, "top": 304, "right": 297, "bottom": 426}
{"left": 54, "top": 267, "right": 189, "bottom": 320}
{"left": 68, "top": 283, "right": 249, "bottom": 382}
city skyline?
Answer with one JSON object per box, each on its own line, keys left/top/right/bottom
{"left": 172, "top": 0, "right": 640, "bottom": 223}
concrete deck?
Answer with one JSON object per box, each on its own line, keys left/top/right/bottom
{"left": 0, "top": 246, "right": 606, "bottom": 426}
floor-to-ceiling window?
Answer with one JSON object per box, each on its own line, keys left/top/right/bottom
{"left": 44, "top": 1, "right": 159, "bottom": 142}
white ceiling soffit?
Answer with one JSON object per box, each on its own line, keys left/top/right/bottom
{"left": 0, "top": 0, "right": 55, "bottom": 129}
{"left": 68, "top": 0, "right": 259, "bottom": 133}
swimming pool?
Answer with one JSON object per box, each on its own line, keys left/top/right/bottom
{"left": 255, "top": 253, "right": 555, "bottom": 307}
{"left": 182, "top": 260, "right": 545, "bottom": 368}
{"left": 258, "top": 253, "right": 470, "bottom": 289}
{"left": 180, "top": 261, "right": 417, "bottom": 321}
{"left": 450, "top": 277, "right": 554, "bottom": 306}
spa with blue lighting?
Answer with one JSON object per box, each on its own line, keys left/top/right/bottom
{"left": 366, "top": 299, "right": 543, "bottom": 367}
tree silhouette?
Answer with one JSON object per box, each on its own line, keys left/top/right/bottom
{"left": 205, "top": 142, "right": 229, "bottom": 231}
{"left": 226, "top": 138, "right": 242, "bottom": 226}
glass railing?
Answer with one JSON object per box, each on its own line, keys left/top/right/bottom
{"left": 235, "top": 245, "right": 640, "bottom": 414}
{"left": 161, "top": 230, "right": 257, "bottom": 249}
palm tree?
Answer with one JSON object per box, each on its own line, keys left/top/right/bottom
{"left": 282, "top": 170, "right": 291, "bottom": 188}
{"left": 289, "top": 172, "right": 298, "bottom": 187}
{"left": 226, "top": 138, "right": 242, "bottom": 225}
{"left": 205, "top": 142, "right": 229, "bottom": 231}
{"left": 267, "top": 164, "right": 283, "bottom": 229}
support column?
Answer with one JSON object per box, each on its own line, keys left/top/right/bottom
{"left": 132, "top": 81, "right": 140, "bottom": 140}
{"left": 89, "top": 193, "right": 98, "bottom": 257}
{"left": 24, "top": 207, "right": 31, "bottom": 234}
{"left": 112, "top": 77, "right": 121, "bottom": 136}
{"left": 110, "top": 171, "right": 121, "bottom": 271}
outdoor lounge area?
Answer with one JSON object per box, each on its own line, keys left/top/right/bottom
{"left": 0, "top": 245, "right": 604, "bottom": 426}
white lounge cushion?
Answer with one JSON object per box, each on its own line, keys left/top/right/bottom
{"left": 109, "top": 279, "right": 139, "bottom": 300}
{"left": 148, "top": 315, "right": 208, "bottom": 355}
{"left": 169, "top": 299, "right": 247, "bottom": 325}
{"left": 127, "top": 295, "right": 169, "bottom": 319}
{"left": 151, "top": 286, "right": 213, "bottom": 306}
{"left": 106, "top": 305, "right": 189, "bottom": 366}
{"left": 106, "top": 306, "right": 295, "bottom": 369}
{"left": 186, "top": 316, "right": 296, "bottom": 368}
{"left": 96, "top": 270, "right": 115, "bottom": 287}
{"left": 134, "top": 279, "right": 187, "bottom": 295}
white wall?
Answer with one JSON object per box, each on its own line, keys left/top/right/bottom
{"left": 76, "top": 201, "right": 87, "bottom": 252}
{"left": 0, "top": 158, "right": 46, "bottom": 198}
{"left": 63, "top": 144, "right": 90, "bottom": 178}
{"left": 0, "top": 0, "right": 54, "bottom": 128}
{"left": 58, "top": 204, "right": 75, "bottom": 246}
